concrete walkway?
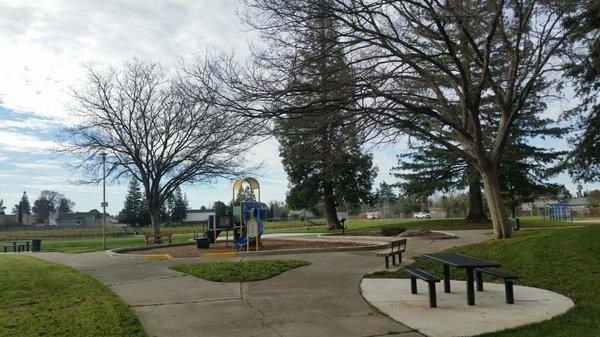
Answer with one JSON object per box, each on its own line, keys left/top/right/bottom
{"left": 33, "top": 230, "right": 493, "bottom": 337}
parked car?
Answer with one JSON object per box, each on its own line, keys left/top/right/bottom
{"left": 413, "top": 212, "right": 431, "bottom": 219}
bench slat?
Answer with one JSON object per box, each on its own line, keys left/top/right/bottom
{"left": 405, "top": 267, "right": 440, "bottom": 282}
{"left": 476, "top": 267, "right": 518, "bottom": 279}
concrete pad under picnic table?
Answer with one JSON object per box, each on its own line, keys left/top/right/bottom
{"left": 361, "top": 278, "right": 575, "bottom": 337}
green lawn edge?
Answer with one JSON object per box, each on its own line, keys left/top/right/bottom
{"left": 170, "top": 260, "right": 311, "bottom": 282}
{"left": 0, "top": 255, "right": 147, "bottom": 337}
{"left": 365, "top": 226, "right": 600, "bottom": 337}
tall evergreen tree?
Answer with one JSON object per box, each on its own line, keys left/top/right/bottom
{"left": 564, "top": 2, "right": 600, "bottom": 181}
{"left": 0, "top": 199, "right": 6, "bottom": 215}
{"left": 168, "top": 188, "right": 188, "bottom": 225}
{"left": 15, "top": 192, "right": 31, "bottom": 225}
{"left": 120, "top": 178, "right": 144, "bottom": 226}
{"left": 275, "top": 4, "right": 376, "bottom": 229}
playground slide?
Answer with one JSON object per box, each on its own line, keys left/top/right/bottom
{"left": 233, "top": 218, "right": 264, "bottom": 247}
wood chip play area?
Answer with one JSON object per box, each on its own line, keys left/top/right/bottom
{"left": 126, "top": 238, "right": 376, "bottom": 258}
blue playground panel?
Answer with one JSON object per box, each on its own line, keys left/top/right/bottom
{"left": 234, "top": 201, "right": 268, "bottom": 247}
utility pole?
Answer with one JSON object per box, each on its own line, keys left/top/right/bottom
{"left": 101, "top": 152, "right": 108, "bottom": 250}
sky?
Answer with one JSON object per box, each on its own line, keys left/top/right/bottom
{"left": 0, "top": 0, "right": 597, "bottom": 215}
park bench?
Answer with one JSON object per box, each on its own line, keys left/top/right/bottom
{"left": 405, "top": 267, "right": 440, "bottom": 308}
{"left": 144, "top": 232, "right": 173, "bottom": 245}
{"left": 475, "top": 267, "right": 519, "bottom": 304}
{"left": 376, "top": 238, "right": 407, "bottom": 268}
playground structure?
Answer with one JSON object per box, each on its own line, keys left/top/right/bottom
{"left": 196, "top": 177, "right": 268, "bottom": 251}
{"left": 541, "top": 203, "right": 574, "bottom": 222}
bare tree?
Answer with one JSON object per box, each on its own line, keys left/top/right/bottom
{"left": 224, "top": 0, "right": 582, "bottom": 239}
{"left": 60, "top": 60, "right": 261, "bottom": 243}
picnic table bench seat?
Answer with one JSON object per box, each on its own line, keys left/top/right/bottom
{"left": 405, "top": 267, "right": 440, "bottom": 308}
{"left": 475, "top": 267, "right": 519, "bottom": 304}
{"left": 376, "top": 238, "right": 406, "bottom": 268}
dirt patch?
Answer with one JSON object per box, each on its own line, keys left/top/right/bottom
{"left": 124, "top": 239, "right": 375, "bottom": 258}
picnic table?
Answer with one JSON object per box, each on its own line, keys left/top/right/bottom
{"left": 423, "top": 252, "right": 500, "bottom": 306}
{"left": 4, "top": 240, "right": 31, "bottom": 253}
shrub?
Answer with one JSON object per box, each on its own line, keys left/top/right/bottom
{"left": 380, "top": 226, "right": 407, "bottom": 236}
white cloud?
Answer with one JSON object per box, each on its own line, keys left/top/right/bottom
{"left": 13, "top": 161, "right": 59, "bottom": 170}
{"left": 0, "top": 131, "right": 58, "bottom": 152}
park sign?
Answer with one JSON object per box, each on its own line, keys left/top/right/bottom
{"left": 247, "top": 219, "right": 259, "bottom": 238}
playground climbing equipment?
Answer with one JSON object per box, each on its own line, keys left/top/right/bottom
{"left": 195, "top": 177, "right": 268, "bottom": 251}
{"left": 541, "top": 203, "right": 574, "bottom": 223}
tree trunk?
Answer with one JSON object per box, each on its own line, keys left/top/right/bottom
{"left": 480, "top": 168, "right": 512, "bottom": 239}
{"left": 323, "top": 182, "right": 341, "bottom": 230}
{"left": 148, "top": 191, "right": 162, "bottom": 244}
{"left": 465, "top": 175, "right": 488, "bottom": 223}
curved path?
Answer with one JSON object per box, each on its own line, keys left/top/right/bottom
{"left": 33, "top": 230, "right": 493, "bottom": 337}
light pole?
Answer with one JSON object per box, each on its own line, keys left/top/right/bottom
{"left": 101, "top": 152, "right": 108, "bottom": 250}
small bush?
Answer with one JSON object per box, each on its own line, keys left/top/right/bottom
{"left": 380, "top": 226, "right": 407, "bottom": 236}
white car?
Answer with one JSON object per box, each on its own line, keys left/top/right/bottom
{"left": 413, "top": 212, "right": 431, "bottom": 219}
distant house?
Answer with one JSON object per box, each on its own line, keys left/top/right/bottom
{"left": 48, "top": 212, "right": 103, "bottom": 227}
{"left": 183, "top": 209, "right": 215, "bottom": 224}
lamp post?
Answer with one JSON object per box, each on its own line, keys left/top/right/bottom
{"left": 100, "top": 152, "right": 108, "bottom": 250}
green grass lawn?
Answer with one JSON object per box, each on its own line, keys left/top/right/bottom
{"left": 4, "top": 216, "right": 596, "bottom": 254}
{"left": 0, "top": 256, "right": 146, "bottom": 337}
{"left": 39, "top": 234, "right": 194, "bottom": 253}
{"left": 171, "top": 260, "right": 311, "bottom": 282}
{"left": 366, "top": 226, "right": 600, "bottom": 337}
{"left": 266, "top": 216, "right": 592, "bottom": 234}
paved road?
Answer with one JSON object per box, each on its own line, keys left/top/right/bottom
{"left": 34, "top": 230, "right": 493, "bottom": 337}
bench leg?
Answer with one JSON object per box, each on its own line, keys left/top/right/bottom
{"left": 392, "top": 254, "right": 396, "bottom": 266}
{"left": 384, "top": 256, "right": 389, "bottom": 269}
{"left": 466, "top": 268, "right": 475, "bottom": 306}
{"left": 428, "top": 282, "right": 437, "bottom": 308}
{"left": 505, "top": 281, "right": 515, "bottom": 304}
{"left": 410, "top": 276, "right": 417, "bottom": 294}
{"left": 476, "top": 271, "right": 484, "bottom": 291}
{"left": 443, "top": 265, "right": 451, "bottom": 293}
{"left": 398, "top": 253, "right": 402, "bottom": 264}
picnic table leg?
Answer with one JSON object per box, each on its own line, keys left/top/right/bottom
{"left": 443, "top": 264, "right": 451, "bottom": 293}
{"left": 26, "top": 242, "right": 30, "bottom": 252}
{"left": 466, "top": 267, "right": 475, "bottom": 306}
{"left": 410, "top": 276, "right": 417, "bottom": 294}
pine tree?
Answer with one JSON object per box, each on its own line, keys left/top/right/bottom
{"left": 121, "top": 178, "right": 144, "bottom": 226}
{"left": 275, "top": 5, "right": 376, "bottom": 229}
{"left": 16, "top": 192, "right": 31, "bottom": 225}
{"left": 0, "top": 199, "right": 6, "bottom": 215}
{"left": 168, "top": 188, "right": 188, "bottom": 225}
{"left": 564, "top": 2, "right": 600, "bottom": 182}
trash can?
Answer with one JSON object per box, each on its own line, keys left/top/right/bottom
{"left": 31, "top": 239, "right": 42, "bottom": 252}
{"left": 511, "top": 217, "right": 520, "bottom": 231}
{"left": 195, "top": 238, "right": 210, "bottom": 249}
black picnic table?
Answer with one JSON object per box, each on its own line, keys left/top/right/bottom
{"left": 5, "top": 240, "right": 31, "bottom": 252}
{"left": 423, "top": 252, "right": 500, "bottom": 306}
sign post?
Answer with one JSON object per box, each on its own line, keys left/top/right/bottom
{"left": 246, "top": 218, "right": 259, "bottom": 252}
